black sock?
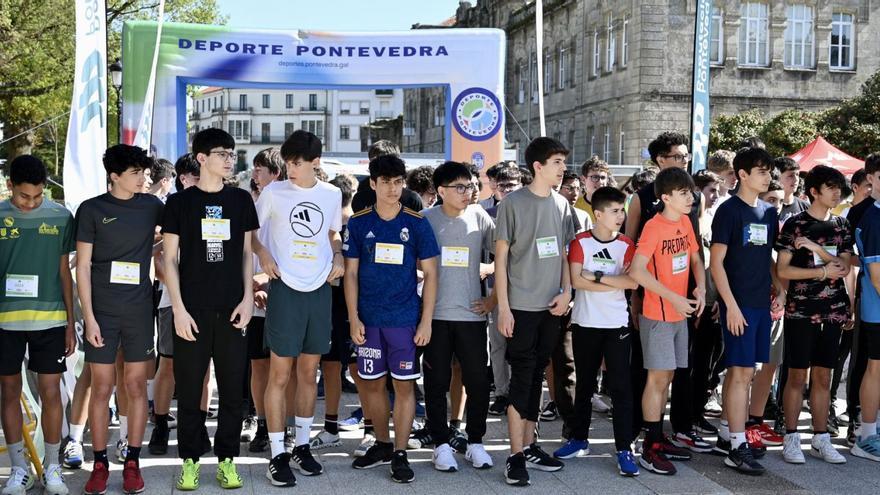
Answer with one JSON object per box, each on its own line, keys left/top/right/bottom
{"left": 450, "top": 419, "right": 462, "bottom": 430}
{"left": 813, "top": 430, "right": 828, "bottom": 435}
{"left": 94, "top": 450, "right": 108, "bottom": 467}
{"left": 644, "top": 421, "right": 663, "bottom": 445}
{"left": 156, "top": 414, "right": 169, "bottom": 429}
{"left": 325, "top": 414, "right": 339, "bottom": 435}
{"left": 786, "top": 429, "right": 798, "bottom": 435}
{"left": 747, "top": 415, "right": 763, "bottom": 427}
{"left": 256, "top": 418, "right": 268, "bottom": 435}
{"left": 364, "top": 419, "right": 374, "bottom": 436}
{"left": 126, "top": 446, "right": 141, "bottom": 465}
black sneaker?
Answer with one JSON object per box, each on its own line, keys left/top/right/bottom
{"left": 352, "top": 441, "right": 394, "bottom": 469}
{"left": 390, "top": 450, "right": 414, "bottom": 483}
{"left": 249, "top": 421, "right": 269, "bottom": 453}
{"left": 724, "top": 443, "right": 765, "bottom": 475}
{"left": 291, "top": 444, "right": 323, "bottom": 476}
{"left": 407, "top": 427, "right": 434, "bottom": 450}
{"left": 505, "top": 452, "right": 530, "bottom": 486}
{"left": 266, "top": 453, "right": 296, "bottom": 486}
{"left": 694, "top": 417, "right": 719, "bottom": 435}
{"left": 847, "top": 420, "right": 860, "bottom": 447}
{"left": 449, "top": 427, "right": 468, "bottom": 454}
{"left": 713, "top": 437, "right": 731, "bottom": 456}
{"left": 539, "top": 401, "right": 558, "bottom": 421}
{"left": 523, "top": 443, "right": 564, "bottom": 472}
{"left": 148, "top": 423, "right": 169, "bottom": 455}
{"left": 826, "top": 416, "right": 840, "bottom": 437}
{"left": 488, "top": 395, "right": 509, "bottom": 416}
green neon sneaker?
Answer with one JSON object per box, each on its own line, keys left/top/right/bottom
{"left": 216, "top": 458, "right": 243, "bottom": 489}
{"left": 176, "top": 459, "right": 200, "bottom": 491}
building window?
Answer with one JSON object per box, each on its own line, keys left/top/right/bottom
{"left": 544, "top": 50, "right": 553, "bottom": 93}
{"left": 784, "top": 5, "right": 814, "bottom": 69}
{"left": 738, "top": 3, "right": 769, "bottom": 67}
{"left": 531, "top": 54, "right": 538, "bottom": 102}
{"left": 606, "top": 13, "right": 615, "bottom": 72}
{"left": 622, "top": 14, "right": 629, "bottom": 67}
{"left": 830, "top": 12, "right": 854, "bottom": 70}
{"left": 558, "top": 45, "right": 567, "bottom": 89}
{"left": 517, "top": 61, "right": 526, "bottom": 103}
{"left": 360, "top": 102, "right": 370, "bottom": 115}
{"left": 285, "top": 94, "right": 293, "bottom": 109}
{"left": 710, "top": 6, "right": 724, "bottom": 65}
{"left": 285, "top": 122, "right": 294, "bottom": 138}
{"left": 618, "top": 125, "right": 625, "bottom": 164}
{"left": 228, "top": 120, "right": 249, "bottom": 140}
{"left": 239, "top": 94, "right": 247, "bottom": 110}
{"left": 220, "top": 95, "right": 224, "bottom": 109}
{"left": 262, "top": 94, "right": 270, "bottom": 109}
{"left": 340, "top": 125, "right": 350, "bottom": 140}
{"left": 592, "top": 31, "right": 600, "bottom": 77}
{"left": 603, "top": 124, "right": 610, "bottom": 163}
{"left": 316, "top": 121, "right": 324, "bottom": 139}
{"left": 340, "top": 101, "right": 351, "bottom": 115}
{"left": 587, "top": 126, "right": 595, "bottom": 157}
{"left": 569, "top": 39, "right": 577, "bottom": 87}
{"left": 261, "top": 123, "right": 270, "bottom": 144}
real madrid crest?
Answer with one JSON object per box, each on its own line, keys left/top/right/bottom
{"left": 400, "top": 227, "right": 410, "bottom": 242}
{"left": 343, "top": 228, "right": 349, "bottom": 242}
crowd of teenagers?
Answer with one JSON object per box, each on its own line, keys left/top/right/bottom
{"left": 1, "top": 127, "right": 880, "bottom": 494}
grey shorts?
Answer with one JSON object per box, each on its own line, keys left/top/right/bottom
{"left": 86, "top": 308, "right": 155, "bottom": 364}
{"left": 639, "top": 316, "right": 688, "bottom": 371}
{"left": 768, "top": 319, "right": 784, "bottom": 366}
{"left": 157, "top": 306, "right": 174, "bottom": 357}
{"left": 264, "top": 280, "right": 332, "bottom": 358}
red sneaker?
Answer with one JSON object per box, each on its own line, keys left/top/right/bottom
{"left": 659, "top": 436, "right": 693, "bottom": 460}
{"left": 748, "top": 423, "right": 783, "bottom": 446}
{"left": 639, "top": 443, "right": 676, "bottom": 475}
{"left": 84, "top": 462, "right": 109, "bottom": 495}
{"left": 122, "top": 460, "right": 145, "bottom": 494}
{"left": 745, "top": 427, "right": 768, "bottom": 458}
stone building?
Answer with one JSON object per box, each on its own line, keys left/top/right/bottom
{"left": 406, "top": 0, "right": 880, "bottom": 165}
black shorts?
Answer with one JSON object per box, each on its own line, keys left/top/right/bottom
{"left": 783, "top": 318, "right": 842, "bottom": 369}
{"left": 0, "top": 327, "right": 67, "bottom": 376}
{"left": 321, "top": 285, "right": 352, "bottom": 364}
{"left": 863, "top": 322, "right": 880, "bottom": 361}
{"left": 247, "top": 316, "right": 270, "bottom": 360}
{"left": 86, "top": 309, "right": 155, "bottom": 364}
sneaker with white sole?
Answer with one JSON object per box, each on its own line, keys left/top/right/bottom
{"left": 591, "top": 394, "right": 611, "bottom": 413}
{"left": 2, "top": 466, "right": 34, "bottom": 495}
{"left": 782, "top": 432, "right": 805, "bottom": 464}
{"left": 61, "top": 438, "right": 84, "bottom": 469}
{"left": 115, "top": 438, "right": 128, "bottom": 463}
{"left": 810, "top": 433, "right": 846, "bottom": 464}
{"left": 523, "top": 443, "right": 564, "bottom": 472}
{"left": 309, "top": 429, "right": 341, "bottom": 450}
{"left": 432, "top": 444, "right": 458, "bottom": 472}
{"left": 41, "top": 463, "right": 69, "bottom": 495}
{"left": 851, "top": 434, "right": 880, "bottom": 462}
{"left": 354, "top": 433, "right": 376, "bottom": 457}
{"left": 465, "top": 443, "right": 493, "bottom": 469}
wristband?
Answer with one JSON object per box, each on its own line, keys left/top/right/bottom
{"left": 821, "top": 266, "right": 827, "bottom": 280}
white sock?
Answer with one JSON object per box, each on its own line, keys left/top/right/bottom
{"left": 719, "top": 420, "right": 730, "bottom": 441}
{"left": 147, "top": 380, "right": 155, "bottom": 402}
{"left": 119, "top": 416, "right": 128, "bottom": 440}
{"left": 44, "top": 442, "right": 60, "bottom": 467}
{"left": 295, "top": 416, "right": 313, "bottom": 447}
{"left": 860, "top": 421, "right": 877, "bottom": 438}
{"left": 730, "top": 432, "right": 746, "bottom": 449}
{"left": 269, "top": 431, "right": 285, "bottom": 458}
{"left": 69, "top": 423, "right": 85, "bottom": 443}
{"left": 7, "top": 441, "right": 28, "bottom": 469}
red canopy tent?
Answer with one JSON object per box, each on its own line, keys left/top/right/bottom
{"left": 789, "top": 136, "right": 864, "bottom": 176}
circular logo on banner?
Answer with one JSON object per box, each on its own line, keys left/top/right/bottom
{"left": 452, "top": 88, "right": 501, "bottom": 142}
{"left": 289, "top": 202, "right": 324, "bottom": 238}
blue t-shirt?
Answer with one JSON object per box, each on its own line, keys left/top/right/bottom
{"left": 343, "top": 206, "right": 440, "bottom": 327}
{"left": 711, "top": 195, "right": 778, "bottom": 310}
{"left": 856, "top": 201, "right": 880, "bottom": 324}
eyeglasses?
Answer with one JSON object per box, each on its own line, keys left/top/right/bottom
{"left": 441, "top": 183, "right": 477, "bottom": 194}
{"left": 585, "top": 175, "right": 607, "bottom": 183}
{"left": 497, "top": 182, "right": 521, "bottom": 191}
{"left": 209, "top": 151, "right": 236, "bottom": 161}
{"left": 661, "top": 153, "right": 691, "bottom": 163}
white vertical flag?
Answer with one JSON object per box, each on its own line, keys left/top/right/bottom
{"left": 63, "top": 0, "right": 108, "bottom": 213}
{"left": 132, "top": 0, "right": 166, "bottom": 151}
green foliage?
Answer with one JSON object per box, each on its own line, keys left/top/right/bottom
{"left": 709, "top": 110, "right": 765, "bottom": 153}
{"left": 818, "top": 71, "right": 880, "bottom": 159}
{"left": 759, "top": 109, "right": 819, "bottom": 157}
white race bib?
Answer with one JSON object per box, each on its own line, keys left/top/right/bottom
{"left": 292, "top": 240, "right": 318, "bottom": 260}
{"left": 813, "top": 246, "right": 838, "bottom": 266}
{"left": 375, "top": 243, "right": 405, "bottom": 265}
{"left": 441, "top": 246, "right": 469, "bottom": 267}
{"left": 110, "top": 262, "right": 140, "bottom": 285}
{"left": 748, "top": 223, "right": 768, "bottom": 246}
{"left": 201, "top": 218, "right": 231, "bottom": 240}
{"left": 536, "top": 236, "right": 560, "bottom": 259}
{"left": 590, "top": 257, "right": 617, "bottom": 272}
{"left": 6, "top": 274, "right": 38, "bottom": 298}
{"left": 672, "top": 252, "right": 689, "bottom": 274}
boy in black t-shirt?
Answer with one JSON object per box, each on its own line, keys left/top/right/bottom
{"left": 162, "top": 129, "right": 259, "bottom": 490}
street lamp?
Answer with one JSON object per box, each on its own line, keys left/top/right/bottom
{"left": 109, "top": 58, "right": 123, "bottom": 143}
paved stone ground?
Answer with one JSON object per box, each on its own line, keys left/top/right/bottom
{"left": 2, "top": 387, "right": 878, "bottom": 494}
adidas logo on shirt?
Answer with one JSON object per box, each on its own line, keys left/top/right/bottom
{"left": 294, "top": 209, "right": 312, "bottom": 222}
{"left": 592, "top": 248, "right": 613, "bottom": 262}
{"left": 366, "top": 231, "right": 375, "bottom": 239}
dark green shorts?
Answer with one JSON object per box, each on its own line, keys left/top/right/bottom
{"left": 264, "top": 280, "right": 332, "bottom": 357}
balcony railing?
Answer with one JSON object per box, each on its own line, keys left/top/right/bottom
{"left": 300, "top": 106, "right": 327, "bottom": 112}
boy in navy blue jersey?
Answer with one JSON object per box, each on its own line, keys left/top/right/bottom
{"left": 343, "top": 154, "right": 440, "bottom": 483}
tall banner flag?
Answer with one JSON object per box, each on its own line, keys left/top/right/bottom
{"left": 131, "top": 0, "right": 166, "bottom": 150}
{"left": 63, "top": 0, "right": 108, "bottom": 212}
{"left": 690, "top": 0, "right": 712, "bottom": 173}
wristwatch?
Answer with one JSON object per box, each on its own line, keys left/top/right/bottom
{"left": 594, "top": 271, "right": 604, "bottom": 284}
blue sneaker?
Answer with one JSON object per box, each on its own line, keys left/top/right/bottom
{"left": 617, "top": 450, "right": 639, "bottom": 477}
{"left": 851, "top": 434, "right": 880, "bottom": 462}
{"left": 339, "top": 408, "right": 364, "bottom": 431}
{"left": 553, "top": 439, "right": 589, "bottom": 459}
{"left": 415, "top": 402, "right": 426, "bottom": 418}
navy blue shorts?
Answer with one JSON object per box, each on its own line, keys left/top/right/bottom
{"left": 721, "top": 306, "right": 771, "bottom": 368}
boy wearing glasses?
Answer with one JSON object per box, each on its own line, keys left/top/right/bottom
{"left": 575, "top": 156, "right": 611, "bottom": 223}
{"left": 559, "top": 170, "right": 591, "bottom": 233}
{"left": 421, "top": 161, "right": 496, "bottom": 472}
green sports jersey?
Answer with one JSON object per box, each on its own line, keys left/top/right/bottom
{"left": 0, "top": 199, "right": 75, "bottom": 331}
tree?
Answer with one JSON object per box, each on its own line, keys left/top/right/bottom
{"left": 708, "top": 109, "right": 765, "bottom": 153}
{"left": 818, "top": 70, "right": 880, "bottom": 159}
{"left": 759, "top": 109, "right": 819, "bottom": 158}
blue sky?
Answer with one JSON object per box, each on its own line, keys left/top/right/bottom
{"left": 216, "top": 0, "right": 463, "bottom": 31}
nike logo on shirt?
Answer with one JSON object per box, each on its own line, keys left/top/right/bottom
{"left": 102, "top": 217, "right": 117, "bottom": 224}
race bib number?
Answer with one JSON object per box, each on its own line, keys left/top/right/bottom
{"left": 672, "top": 252, "right": 689, "bottom": 274}
{"left": 813, "top": 246, "right": 838, "bottom": 266}
{"left": 536, "top": 236, "right": 560, "bottom": 259}
{"left": 748, "top": 223, "right": 768, "bottom": 246}
{"left": 292, "top": 240, "right": 318, "bottom": 261}
{"left": 6, "top": 274, "right": 38, "bottom": 298}
{"left": 375, "top": 243, "right": 404, "bottom": 265}
{"left": 110, "top": 262, "right": 140, "bottom": 285}
{"left": 441, "top": 246, "right": 469, "bottom": 267}
{"left": 590, "top": 257, "right": 617, "bottom": 272}
{"left": 201, "top": 219, "right": 231, "bottom": 241}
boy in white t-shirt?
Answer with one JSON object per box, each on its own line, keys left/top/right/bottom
{"left": 555, "top": 186, "right": 640, "bottom": 477}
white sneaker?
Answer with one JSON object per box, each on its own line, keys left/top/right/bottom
{"left": 115, "top": 438, "right": 128, "bottom": 463}
{"left": 783, "top": 432, "right": 805, "bottom": 464}
{"left": 465, "top": 443, "right": 493, "bottom": 469}
{"left": 591, "top": 394, "right": 611, "bottom": 413}
{"left": 240, "top": 415, "right": 258, "bottom": 442}
{"left": 309, "top": 429, "right": 341, "bottom": 450}
{"left": 811, "top": 433, "right": 846, "bottom": 464}
{"left": 354, "top": 433, "right": 375, "bottom": 457}
{"left": 2, "top": 466, "right": 34, "bottom": 495}
{"left": 41, "top": 464, "right": 69, "bottom": 495}
{"left": 432, "top": 443, "right": 458, "bottom": 472}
